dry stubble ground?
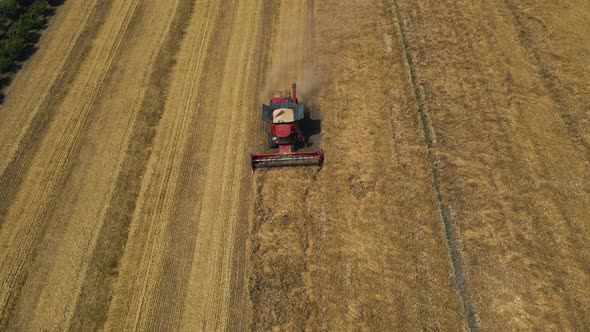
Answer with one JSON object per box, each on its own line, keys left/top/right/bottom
{"left": 393, "top": 0, "right": 590, "bottom": 329}
{"left": 0, "top": 0, "right": 588, "bottom": 330}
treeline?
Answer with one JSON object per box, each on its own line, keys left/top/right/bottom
{"left": 0, "top": 0, "right": 56, "bottom": 74}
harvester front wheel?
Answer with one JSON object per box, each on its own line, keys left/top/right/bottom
{"left": 267, "top": 133, "right": 278, "bottom": 149}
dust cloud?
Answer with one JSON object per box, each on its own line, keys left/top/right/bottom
{"left": 260, "top": 58, "right": 324, "bottom": 109}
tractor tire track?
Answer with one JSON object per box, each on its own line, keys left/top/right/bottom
{"left": 386, "top": 1, "right": 477, "bottom": 330}
{"left": 0, "top": 0, "right": 134, "bottom": 327}
{"left": 165, "top": 0, "right": 269, "bottom": 328}
{"left": 103, "top": 0, "right": 278, "bottom": 329}
{"left": 23, "top": 0, "right": 183, "bottom": 329}
{"left": 0, "top": 0, "right": 175, "bottom": 328}
{"left": 0, "top": 0, "right": 109, "bottom": 226}
{"left": 497, "top": 1, "right": 590, "bottom": 326}
{"left": 0, "top": 0, "right": 142, "bottom": 326}
{"left": 68, "top": 0, "right": 196, "bottom": 330}
{"left": 388, "top": 0, "right": 590, "bottom": 329}
{"left": 139, "top": 1, "right": 235, "bottom": 330}
{"left": 102, "top": 0, "right": 244, "bottom": 329}
{"left": 502, "top": 0, "right": 590, "bottom": 161}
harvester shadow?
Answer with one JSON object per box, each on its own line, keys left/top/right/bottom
{"left": 301, "top": 100, "right": 322, "bottom": 148}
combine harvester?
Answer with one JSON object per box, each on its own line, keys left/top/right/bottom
{"left": 251, "top": 83, "right": 323, "bottom": 170}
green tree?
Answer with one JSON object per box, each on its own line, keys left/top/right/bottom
{"left": 0, "top": 0, "right": 19, "bottom": 19}
{"left": 0, "top": 34, "right": 25, "bottom": 60}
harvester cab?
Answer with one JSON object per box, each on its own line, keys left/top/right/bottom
{"left": 251, "top": 83, "right": 323, "bottom": 170}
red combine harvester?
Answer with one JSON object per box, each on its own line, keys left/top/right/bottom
{"left": 251, "top": 83, "right": 323, "bottom": 170}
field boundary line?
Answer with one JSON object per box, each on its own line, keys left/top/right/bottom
{"left": 387, "top": 1, "right": 477, "bottom": 330}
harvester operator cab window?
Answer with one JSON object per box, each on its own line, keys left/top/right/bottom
{"left": 272, "top": 108, "right": 295, "bottom": 123}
